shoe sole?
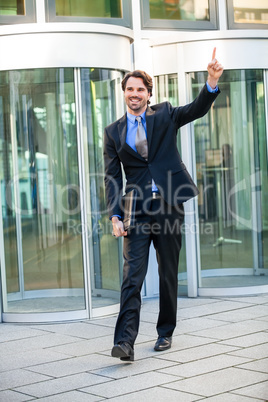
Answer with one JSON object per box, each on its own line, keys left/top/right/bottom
{"left": 154, "top": 344, "right": 172, "bottom": 352}
{"left": 111, "top": 345, "right": 134, "bottom": 361}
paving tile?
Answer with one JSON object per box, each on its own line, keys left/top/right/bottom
{"left": 140, "top": 310, "right": 159, "bottom": 324}
{"left": 256, "top": 315, "right": 268, "bottom": 322}
{"left": 139, "top": 298, "right": 160, "bottom": 313}
{"left": 135, "top": 333, "right": 154, "bottom": 344}
{"left": 176, "top": 301, "right": 253, "bottom": 319}
{"left": 0, "top": 390, "right": 34, "bottom": 401}
{"left": 91, "top": 357, "right": 178, "bottom": 379}
{"left": 158, "top": 354, "right": 250, "bottom": 377}
{"left": 0, "top": 327, "right": 48, "bottom": 343}
{"left": 30, "top": 390, "right": 104, "bottom": 401}
{"left": 222, "top": 296, "right": 268, "bottom": 305}
{"left": 123, "top": 335, "right": 216, "bottom": 362}
{"left": 28, "top": 322, "right": 113, "bottom": 339}
{"left": 189, "top": 320, "right": 268, "bottom": 340}
{"left": 138, "top": 321, "right": 159, "bottom": 337}
{"left": 228, "top": 343, "right": 268, "bottom": 359}
{"left": 218, "top": 331, "right": 268, "bottom": 348}
{"left": 106, "top": 386, "right": 201, "bottom": 401}
{"left": 154, "top": 342, "right": 239, "bottom": 363}
{"left": 89, "top": 316, "right": 117, "bottom": 328}
{"left": 15, "top": 373, "right": 110, "bottom": 398}
{"left": 81, "top": 372, "right": 177, "bottom": 399}
{"left": 162, "top": 367, "right": 268, "bottom": 397}
{"left": 26, "top": 354, "right": 120, "bottom": 377}
{"left": 237, "top": 358, "right": 268, "bottom": 374}
{"left": 0, "top": 350, "right": 69, "bottom": 373}
{"left": 0, "top": 333, "right": 83, "bottom": 356}
{"left": 231, "top": 380, "right": 268, "bottom": 400}
{"left": 176, "top": 297, "right": 221, "bottom": 308}
{"left": 174, "top": 318, "right": 229, "bottom": 335}
{"left": 47, "top": 334, "right": 113, "bottom": 357}
{"left": 202, "top": 393, "right": 259, "bottom": 401}
{"left": 208, "top": 305, "right": 268, "bottom": 322}
{"left": 0, "top": 369, "right": 50, "bottom": 391}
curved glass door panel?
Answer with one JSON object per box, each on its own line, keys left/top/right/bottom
{"left": 81, "top": 68, "right": 124, "bottom": 309}
{"left": 191, "top": 70, "right": 268, "bottom": 288}
{"left": 155, "top": 73, "right": 187, "bottom": 295}
{"left": 0, "top": 68, "right": 85, "bottom": 313}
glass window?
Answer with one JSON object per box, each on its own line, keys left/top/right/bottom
{"left": 0, "top": 68, "right": 85, "bottom": 313}
{"left": 141, "top": 0, "right": 217, "bottom": 29}
{"left": 227, "top": 0, "right": 268, "bottom": 29}
{"left": 0, "top": 0, "right": 35, "bottom": 24}
{"left": 155, "top": 73, "right": 187, "bottom": 295}
{"left": 46, "top": 0, "right": 132, "bottom": 27}
{"left": 0, "top": 0, "right": 25, "bottom": 15}
{"left": 191, "top": 70, "right": 268, "bottom": 288}
{"left": 80, "top": 68, "right": 125, "bottom": 309}
{"left": 55, "top": 0, "right": 122, "bottom": 18}
{"left": 149, "top": 0, "right": 209, "bottom": 21}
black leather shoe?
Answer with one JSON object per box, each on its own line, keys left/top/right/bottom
{"left": 154, "top": 336, "right": 172, "bottom": 351}
{"left": 111, "top": 342, "right": 134, "bottom": 361}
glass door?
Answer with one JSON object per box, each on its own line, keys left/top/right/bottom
{"left": 155, "top": 73, "right": 188, "bottom": 296}
{"left": 80, "top": 68, "right": 124, "bottom": 311}
{"left": 191, "top": 69, "right": 268, "bottom": 289}
{"left": 0, "top": 68, "right": 86, "bottom": 315}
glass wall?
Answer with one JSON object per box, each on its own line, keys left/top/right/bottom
{"left": 155, "top": 73, "right": 187, "bottom": 295}
{"left": 0, "top": 68, "right": 85, "bottom": 313}
{"left": 81, "top": 69, "right": 124, "bottom": 309}
{"left": 0, "top": 67, "right": 125, "bottom": 318}
{"left": 191, "top": 70, "right": 268, "bottom": 288}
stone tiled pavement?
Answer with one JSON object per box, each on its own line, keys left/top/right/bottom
{"left": 0, "top": 295, "right": 268, "bottom": 401}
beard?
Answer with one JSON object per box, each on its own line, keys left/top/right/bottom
{"left": 125, "top": 96, "right": 148, "bottom": 114}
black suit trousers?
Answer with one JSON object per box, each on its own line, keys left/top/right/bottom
{"left": 114, "top": 196, "right": 184, "bottom": 347}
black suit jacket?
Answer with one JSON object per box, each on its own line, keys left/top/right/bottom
{"left": 104, "top": 84, "right": 219, "bottom": 218}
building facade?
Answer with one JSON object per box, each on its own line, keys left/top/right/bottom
{"left": 0, "top": 0, "right": 267, "bottom": 323}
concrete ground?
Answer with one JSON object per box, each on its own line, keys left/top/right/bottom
{"left": 0, "top": 295, "right": 267, "bottom": 401}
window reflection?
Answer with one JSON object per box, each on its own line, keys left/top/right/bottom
{"left": 149, "top": 0, "right": 209, "bottom": 21}
{"left": 55, "top": 0, "right": 122, "bottom": 18}
{"left": 232, "top": 1, "right": 268, "bottom": 24}
{"left": 0, "top": 0, "right": 25, "bottom": 15}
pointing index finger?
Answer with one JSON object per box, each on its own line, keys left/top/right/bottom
{"left": 212, "top": 47, "right": 216, "bottom": 61}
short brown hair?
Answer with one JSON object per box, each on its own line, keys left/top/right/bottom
{"left": 121, "top": 70, "right": 153, "bottom": 104}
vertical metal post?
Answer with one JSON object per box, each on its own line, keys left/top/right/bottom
{"left": 74, "top": 68, "right": 92, "bottom": 318}
{"left": 9, "top": 71, "right": 24, "bottom": 299}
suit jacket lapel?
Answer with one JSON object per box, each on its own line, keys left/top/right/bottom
{"left": 118, "top": 114, "right": 127, "bottom": 146}
{"left": 146, "top": 107, "right": 155, "bottom": 158}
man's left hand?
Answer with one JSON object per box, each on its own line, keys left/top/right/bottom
{"left": 207, "top": 47, "right": 224, "bottom": 89}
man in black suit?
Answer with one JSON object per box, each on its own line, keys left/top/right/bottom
{"left": 104, "top": 48, "right": 223, "bottom": 361}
